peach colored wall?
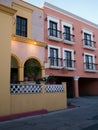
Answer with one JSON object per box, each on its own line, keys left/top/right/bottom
{"left": 0, "top": 0, "right": 15, "bottom": 7}
{"left": 44, "top": 6, "right": 98, "bottom": 78}
{"left": 18, "top": 0, "right": 44, "bottom": 42}
{"left": 11, "top": 41, "right": 45, "bottom": 64}
{"left": 31, "top": 7, "right": 44, "bottom": 42}
{"left": 17, "top": 0, "right": 44, "bottom": 42}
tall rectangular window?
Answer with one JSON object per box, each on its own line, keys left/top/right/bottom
{"left": 63, "top": 26, "right": 71, "bottom": 41}
{"left": 49, "top": 21, "right": 57, "bottom": 37}
{"left": 84, "top": 33, "right": 91, "bottom": 46}
{"left": 16, "top": 16, "right": 27, "bottom": 37}
{"left": 64, "top": 50, "right": 72, "bottom": 67}
{"left": 85, "top": 54, "right": 95, "bottom": 70}
{"left": 50, "top": 48, "right": 58, "bottom": 66}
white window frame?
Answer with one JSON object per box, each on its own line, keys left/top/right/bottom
{"left": 62, "top": 21, "right": 74, "bottom": 44}
{"left": 47, "top": 16, "right": 60, "bottom": 30}
{"left": 82, "top": 28, "right": 95, "bottom": 50}
{"left": 63, "top": 48, "right": 74, "bottom": 60}
{"left": 84, "top": 52, "right": 96, "bottom": 72}
{"left": 82, "top": 29, "right": 93, "bottom": 40}
{"left": 47, "top": 16, "right": 62, "bottom": 41}
{"left": 62, "top": 21, "right": 73, "bottom": 34}
{"left": 48, "top": 45, "right": 61, "bottom": 68}
{"left": 84, "top": 52, "right": 95, "bottom": 63}
{"left": 63, "top": 48, "right": 75, "bottom": 70}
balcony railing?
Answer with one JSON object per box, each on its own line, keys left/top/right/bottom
{"left": 48, "top": 57, "right": 75, "bottom": 70}
{"left": 48, "top": 28, "right": 75, "bottom": 43}
{"left": 83, "top": 39, "right": 96, "bottom": 49}
{"left": 63, "top": 59, "right": 76, "bottom": 69}
{"left": 63, "top": 33, "right": 75, "bottom": 42}
{"left": 84, "top": 62, "right": 97, "bottom": 72}
{"left": 48, "top": 28, "right": 62, "bottom": 39}
{"left": 48, "top": 57, "right": 62, "bottom": 68}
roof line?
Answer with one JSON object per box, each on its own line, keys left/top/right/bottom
{"left": 44, "top": 2, "right": 98, "bottom": 28}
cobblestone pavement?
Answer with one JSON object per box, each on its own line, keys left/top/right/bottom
{"left": 0, "top": 96, "right": 98, "bottom": 130}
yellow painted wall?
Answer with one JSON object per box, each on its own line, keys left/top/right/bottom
{"left": 0, "top": 3, "right": 67, "bottom": 117}
{"left": 0, "top": 4, "right": 16, "bottom": 116}
{"left": 10, "top": 83, "right": 67, "bottom": 114}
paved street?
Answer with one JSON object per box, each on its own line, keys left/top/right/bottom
{"left": 0, "top": 96, "right": 98, "bottom": 130}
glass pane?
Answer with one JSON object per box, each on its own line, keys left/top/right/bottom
{"left": 50, "top": 48, "right": 58, "bottom": 66}
{"left": 63, "top": 26, "right": 71, "bottom": 40}
{"left": 49, "top": 21, "right": 57, "bottom": 37}
{"left": 84, "top": 33, "right": 91, "bottom": 45}
{"left": 16, "top": 16, "right": 27, "bottom": 37}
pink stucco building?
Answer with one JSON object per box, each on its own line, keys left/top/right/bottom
{"left": 43, "top": 2, "right": 98, "bottom": 97}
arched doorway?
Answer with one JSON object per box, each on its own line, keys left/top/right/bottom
{"left": 24, "top": 58, "right": 42, "bottom": 82}
{"left": 11, "top": 56, "right": 18, "bottom": 83}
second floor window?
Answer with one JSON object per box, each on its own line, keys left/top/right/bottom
{"left": 64, "top": 50, "right": 74, "bottom": 68}
{"left": 49, "top": 21, "right": 58, "bottom": 37}
{"left": 16, "top": 16, "right": 27, "bottom": 37}
{"left": 84, "top": 54, "right": 95, "bottom": 70}
{"left": 63, "top": 26, "right": 71, "bottom": 41}
{"left": 50, "top": 48, "right": 59, "bottom": 66}
{"left": 84, "top": 33, "right": 92, "bottom": 46}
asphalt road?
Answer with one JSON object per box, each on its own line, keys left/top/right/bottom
{"left": 0, "top": 96, "right": 98, "bottom": 130}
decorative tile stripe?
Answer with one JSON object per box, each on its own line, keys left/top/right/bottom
{"left": 45, "top": 85, "right": 64, "bottom": 92}
{"left": 10, "top": 84, "right": 42, "bottom": 94}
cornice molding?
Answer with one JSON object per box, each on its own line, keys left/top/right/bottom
{"left": 12, "top": 2, "right": 33, "bottom": 13}
{"left": 44, "top": 2, "right": 98, "bottom": 29}
{"left": 19, "top": 0, "right": 43, "bottom": 11}
{"left": 0, "top": 4, "right": 16, "bottom": 16}
{"left": 12, "top": 35, "right": 46, "bottom": 47}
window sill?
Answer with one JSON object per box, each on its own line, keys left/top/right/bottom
{"left": 66, "top": 67, "right": 76, "bottom": 71}
{"left": 49, "top": 65, "right": 62, "bottom": 69}
{"left": 83, "top": 45, "right": 96, "bottom": 51}
{"left": 63, "top": 39, "right": 75, "bottom": 45}
{"left": 84, "top": 69, "right": 97, "bottom": 73}
{"left": 48, "top": 36, "right": 62, "bottom": 42}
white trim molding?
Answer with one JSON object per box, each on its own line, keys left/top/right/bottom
{"left": 44, "top": 2, "right": 98, "bottom": 29}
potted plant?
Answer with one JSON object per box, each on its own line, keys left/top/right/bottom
{"left": 24, "top": 59, "right": 41, "bottom": 82}
{"left": 46, "top": 75, "right": 56, "bottom": 84}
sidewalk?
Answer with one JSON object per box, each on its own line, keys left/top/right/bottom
{"left": 0, "top": 96, "right": 98, "bottom": 130}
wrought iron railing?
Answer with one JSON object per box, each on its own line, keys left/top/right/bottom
{"left": 63, "top": 59, "right": 76, "bottom": 68}
{"left": 83, "top": 39, "right": 96, "bottom": 48}
{"left": 48, "top": 57, "right": 62, "bottom": 67}
{"left": 48, "top": 57, "right": 76, "bottom": 69}
{"left": 63, "top": 32, "right": 75, "bottom": 42}
{"left": 48, "top": 28, "right": 62, "bottom": 38}
{"left": 84, "top": 62, "right": 97, "bottom": 70}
